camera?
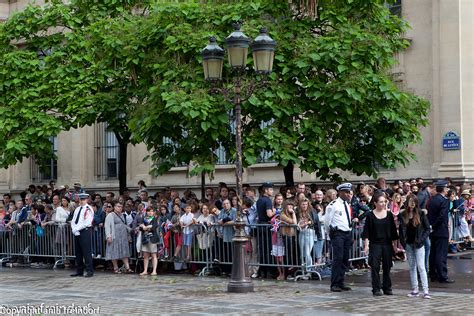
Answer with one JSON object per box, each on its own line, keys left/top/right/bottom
{"left": 142, "top": 231, "right": 153, "bottom": 245}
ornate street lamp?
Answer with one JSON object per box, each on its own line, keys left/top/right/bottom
{"left": 225, "top": 24, "right": 250, "bottom": 69}
{"left": 201, "top": 24, "right": 276, "bottom": 294}
{"left": 201, "top": 36, "right": 224, "bottom": 81}
{"left": 251, "top": 28, "right": 276, "bottom": 74}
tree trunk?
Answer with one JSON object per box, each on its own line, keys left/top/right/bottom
{"left": 201, "top": 172, "right": 206, "bottom": 201}
{"left": 283, "top": 161, "right": 294, "bottom": 187}
{"left": 115, "top": 131, "right": 129, "bottom": 196}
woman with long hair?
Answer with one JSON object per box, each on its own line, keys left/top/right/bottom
{"left": 363, "top": 192, "right": 399, "bottom": 296}
{"left": 280, "top": 200, "right": 298, "bottom": 274}
{"left": 297, "top": 198, "right": 321, "bottom": 269}
{"left": 399, "top": 195, "right": 431, "bottom": 299}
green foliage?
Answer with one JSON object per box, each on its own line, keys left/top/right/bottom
{"left": 0, "top": 0, "right": 152, "bottom": 170}
{"left": 131, "top": 0, "right": 429, "bottom": 180}
{"left": 0, "top": 0, "right": 429, "bottom": 181}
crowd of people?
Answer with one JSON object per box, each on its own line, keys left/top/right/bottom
{"left": 0, "top": 177, "right": 473, "bottom": 298}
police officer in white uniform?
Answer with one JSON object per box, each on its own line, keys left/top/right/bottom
{"left": 70, "top": 193, "right": 94, "bottom": 277}
{"left": 325, "top": 183, "right": 354, "bottom": 292}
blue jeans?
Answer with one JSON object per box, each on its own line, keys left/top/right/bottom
{"left": 424, "top": 237, "right": 430, "bottom": 273}
{"left": 298, "top": 228, "right": 314, "bottom": 267}
{"left": 313, "top": 239, "right": 324, "bottom": 262}
{"left": 405, "top": 244, "right": 429, "bottom": 294}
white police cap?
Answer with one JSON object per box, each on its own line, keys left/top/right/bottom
{"left": 78, "top": 193, "right": 90, "bottom": 199}
{"left": 336, "top": 183, "right": 352, "bottom": 192}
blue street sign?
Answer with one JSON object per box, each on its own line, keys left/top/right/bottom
{"left": 442, "top": 131, "right": 460, "bottom": 150}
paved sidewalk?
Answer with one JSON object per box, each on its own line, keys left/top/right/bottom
{"left": 0, "top": 267, "right": 472, "bottom": 315}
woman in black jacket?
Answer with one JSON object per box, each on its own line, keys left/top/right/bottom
{"left": 363, "top": 192, "right": 399, "bottom": 296}
{"left": 399, "top": 195, "right": 431, "bottom": 299}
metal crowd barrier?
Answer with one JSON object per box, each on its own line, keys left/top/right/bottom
{"left": 0, "top": 221, "right": 373, "bottom": 282}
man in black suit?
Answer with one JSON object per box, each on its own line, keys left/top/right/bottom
{"left": 427, "top": 180, "right": 454, "bottom": 283}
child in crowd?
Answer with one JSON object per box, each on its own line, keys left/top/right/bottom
{"left": 180, "top": 204, "right": 194, "bottom": 262}
{"left": 171, "top": 204, "right": 183, "bottom": 261}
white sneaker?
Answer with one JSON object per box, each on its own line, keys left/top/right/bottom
{"left": 407, "top": 291, "right": 420, "bottom": 297}
{"left": 423, "top": 293, "right": 432, "bottom": 299}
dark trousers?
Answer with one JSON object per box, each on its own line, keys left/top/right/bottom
{"left": 368, "top": 244, "right": 393, "bottom": 293}
{"left": 429, "top": 236, "right": 448, "bottom": 281}
{"left": 330, "top": 230, "right": 351, "bottom": 288}
{"left": 257, "top": 226, "right": 273, "bottom": 276}
{"left": 74, "top": 229, "right": 93, "bottom": 274}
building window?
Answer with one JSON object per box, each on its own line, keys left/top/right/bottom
{"left": 30, "top": 137, "right": 58, "bottom": 182}
{"left": 257, "top": 120, "right": 276, "bottom": 163}
{"left": 95, "top": 123, "right": 119, "bottom": 180}
{"left": 215, "top": 143, "right": 232, "bottom": 165}
{"left": 387, "top": 0, "right": 402, "bottom": 17}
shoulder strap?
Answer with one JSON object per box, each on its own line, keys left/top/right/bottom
{"left": 114, "top": 212, "right": 127, "bottom": 225}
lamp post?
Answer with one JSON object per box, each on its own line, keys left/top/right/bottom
{"left": 201, "top": 24, "right": 276, "bottom": 293}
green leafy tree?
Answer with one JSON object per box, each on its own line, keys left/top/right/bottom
{"left": 0, "top": 0, "right": 429, "bottom": 189}
{"left": 131, "top": 0, "right": 430, "bottom": 185}
{"left": 0, "top": 0, "right": 152, "bottom": 192}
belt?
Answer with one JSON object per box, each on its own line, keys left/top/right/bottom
{"left": 335, "top": 227, "right": 351, "bottom": 233}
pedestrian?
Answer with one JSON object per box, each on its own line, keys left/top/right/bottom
{"left": 280, "top": 200, "right": 298, "bottom": 272}
{"left": 256, "top": 182, "right": 275, "bottom": 278}
{"left": 325, "top": 183, "right": 354, "bottom": 292}
{"left": 70, "top": 193, "right": 94, "bottom": 278}
{"left": 180, "top": 204, "right": 195, "bottom": 262}
{"left": 297, "top": 198, "right": 320, "bottom": 271}
{"left": 363, "top": 191, "right": 399, "bottom": 296}
{"left": 104, "top": 201, "right": 133, "bottom": 274}
{"left": 427, "top": 180, "right": 454, "bottom": 283}
{"left": 399, "top": 195, "right": 431, "bottom": 299}
{"left": 139, "top": 206, "right": 159, "bottom": 276}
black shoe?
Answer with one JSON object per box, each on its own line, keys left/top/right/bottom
{"left": 70, "top": 273, "right": 83, "bottom": 277}
{"left": 84, "top": 273, "right": 94, "bottom": 278}
{"left": 330, "top": 286, "right": 342, "bottom": 292}
{"left": 383, "top": 289, "right": 393, "bottom": 295}
{"left": 340, "top": 285, "right": 352, "bottom": 291}
{"left": 439, "top": 279, "right": 455, "bottom": 284}
{"left": 373, "top": 290, "right": 382, "bottom": 296}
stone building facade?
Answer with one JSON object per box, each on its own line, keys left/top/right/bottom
{"left": 1, "top": 0, "right": 473, "bottom": 194}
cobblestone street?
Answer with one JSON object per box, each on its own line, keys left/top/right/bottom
{"left": 1, "top": 259, "right": 473, "bottom": 315}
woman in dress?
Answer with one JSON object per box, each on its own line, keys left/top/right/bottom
{"left": 105, "top": 202, "right": 132, "bottom": 273}
{"left": 363, "top": 192, "right": 399, "bottom": 296}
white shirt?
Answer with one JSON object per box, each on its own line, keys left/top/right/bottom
{"left": 71, "top": 203, "right": 93, "bottom": 236}
{"left": 124, "top": 212, "right": 134, "bottom": 227}
{"left": 180, "top": 212, "right": 194, "bottom": 234}
{"left": 53, "top": 206, "right": 69, "bottom": 224}
{"left": 324, "top": 197, "right": 352, "bottom": 232}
